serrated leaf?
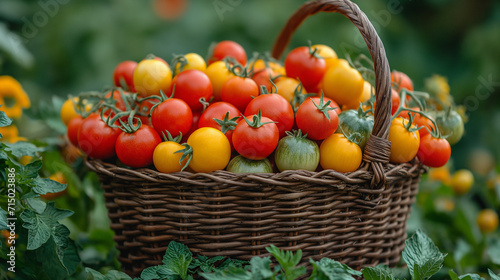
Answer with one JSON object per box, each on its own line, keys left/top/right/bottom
{"left": 26, "top": 197, "right": 47, "bottom": 214}
{"left": 17, "top": 160, "right": 42, "bottom": 181}
{"left": 0, "top": 110, "right": 12, "bottom": 127}
{"left": 362, "top": 266, "right": 396, "bottom": 280}
{"left": 190, "top": 255, "right": 226, "bottom": 273}
{"left": 5, "top": 142, "right": 45, "bottom": 157}
{"left": 249, "top": 256, "right": 275, "bottom": 279}
{"left": 266, "top": 245, "right": 306, "bottom": 280}
{"left": 201, "top": 265, "right": 252, "bottom": 280}
{"left": 21, "top": 209, "right": 51, "bottom": 250}
{"left": 20, "top": 202, "right": 73, "bottom": 250}
{"left": 487, "top": 238, "right": 500, "bottom": 265}
{"left": 162, "top": 241, "right": 193, "bottom": 279}
{"left": 86, "top": 267, "right": 108, "bottom": 280}
{"left": 403, "top": 229, "right": 447, "bottom": 280}
{"left": 0, "top": 207, "right": 7, "bottom": 230}
{"left": 449, "top": 271, "right": 485, "bottom": 280}
{"left": 30, "top": 177, "right": 67, "bottom": 195}
{"left": 36, "top": 237, "right": 78, "bottom": 279}
{"left": 141, "top": 265, "right": 178, "bottom": 280}
{"left": 308, "top": 258, "right": 361, "bottom": 280}
{"left": 489, "top": 269, "right": 500, "bottom": 280}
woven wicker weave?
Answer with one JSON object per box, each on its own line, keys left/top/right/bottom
{"left": 86, "top": 0, "right": 425, "bottom": 276}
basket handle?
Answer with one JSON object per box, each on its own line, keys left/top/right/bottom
{"left": 272, "top": 0, "right": 392, "bottom": 187}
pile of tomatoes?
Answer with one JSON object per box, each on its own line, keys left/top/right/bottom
{"left": 61, "top": 40, "right": 463, "bottom": 174}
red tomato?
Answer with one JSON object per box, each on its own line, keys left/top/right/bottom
{"left": 244, "top": 94, "right": 294, "bottom": 138}
{"left": 220, "top": 76, "right": 259, "bottom": 112}
{"left": 67, "top": 116, "right": 83, "bottom": 147}
{"left": 284, "top": 46, "right": 327, "bottom": 92}
{"left": 232, "top": 114, "right": 279, "bottom": 160}
{"left": 170, "top": 69, "right": 213, "bottom": 112}
{"left": 252, "top": 68, "right": 276, "bottom": 92}
{"left": 417, "top": 134, "right": 451, "bottom": 168}
{"left": 209, "top": 40, "right": 247, "bottom": 66}
{"left": 296, "top": 97, "right": 339, "bottom": 140}
{"left": 115, "top": 124, "right": 162, "bottom": 168}
{"left": 391, "top": 70, "right": 414, "bottom": 92}
{"left": 113, "top": 60, "right": 137, "bottom": 92}
{"left": 77, "top": 114, "right": 121, "bottom": 159}
{"left": 198, "top": 102, "right": 241, "bottom": 149}
{"left": 151, "top": 98, "right": 193, "bottom": 138}
{"left": 391, "top": 88, "right": 401, "bottom": 115}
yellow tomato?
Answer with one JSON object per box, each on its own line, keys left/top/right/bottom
{"left": 0, "top": 75, "right": 30, "bottom": 119}
{"left": 343, "top": 81, "right": 373, "bottom": 110}
{"left": 388, "top": 117, "right": 420, "bottom": 163}
{"left": 450, "top": 169, "right": 474, "bottom": 195}
{"left": 133, "top": 59, "right": 173, "bottom": 96}
{"left": 0, "top": 125, "right": 19, "bottom": 142}
{"left": 311, "top": 44, "right": 338, "bottom": 69}
{"left": 205, "top": 60, "right": 235, "bottom": 101}
{"left": 477, "top": 209, "right": 499, "bottom": 234}
{"left": 320, "top": 133, "right": 362, "bottom": 173}
{"left": 320, "top": 59, "right": 364, "bottom": 106}
{"left": 60, "top": 97, "right": 79, "bottom": 126}
{"left": 153, "top": 141, "right": 187, "bottom": 173}
{"left": 187, "top": 127, "right": 231, "bottom": 173}
{"left": 174, "top": 53, "right": 207, "bottom": 75}
{"left": 275, "top": 77, "right": 307, "bottom": 103}
{"left": 428, "top": 166, "right": 451, "bottom": 185}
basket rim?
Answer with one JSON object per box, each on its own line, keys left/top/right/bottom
{"left": 85, "top": 157, "right": 424, "bottom": 191}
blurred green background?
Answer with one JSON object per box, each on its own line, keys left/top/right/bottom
{"left": 1, "top": 0, "right": 499, "bottom": 169}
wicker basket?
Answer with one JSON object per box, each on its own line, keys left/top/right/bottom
{"left": 86, "top": 0, "right": 425, "bottom": 276}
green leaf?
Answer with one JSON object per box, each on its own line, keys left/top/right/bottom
{"left": 162, "top": 241, "right": 193, "bottom": 279}
{"left": 17, "top": 160, "right": 42, "bottom": 181}
{"left": 362, "top": 266, "right": 396, "bottom": 280}
{"left": 189, "top": 255, "right": 226, "bottom": 273}
{"left": 30, "top": 177, "right": 67, "bottom": 195}
{"left": 26, "top": 197, "right": 47, "bottom": 214}
{"left": 0, "top": 207, "right": 7, "bottom": 230}
{"left": 0, "top": 110, "right": 12, "bottom": 127}
{"left": 249, "top": 256, "right": 274, "bottom": 279}
{"left": 86, "top": 267, "right": 108, "bottom": 280}
{"left": 141, "top": 265, "right": 179, "bottom": 280}
{"left": 35, "top": 236, "right": 80, "bottom": 279}
{"left": 5, "top": 142, "right": 45, "bottom": 157}
{"left": 449, "top": 271, "right": 486, "bottom": 280}
{"left": 489, "top": 269, "right": 500, "bottom": 280}
{"left": 402, "top": 229, "right": 447, "bottom": 280}
{"left": 449, "top": 270, "right": 460, "bottom": 280}
{"left": 487, "top": 238, "right": 500, "bottom": 265}
{"left": 20, "top": 202, "right": 73, "bottom": 250}
{"left": 308, "top": 258, "right": 361, "bottom": 280}
{"left": 266, "top": 245, "right": 306, "bottom": 280}
{"left": 201, "top": 265, "right": 252, "bottom": 280}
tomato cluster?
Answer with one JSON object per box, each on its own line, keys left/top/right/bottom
{"left": 63, "top": 40, "right": 463, "bottom": 174}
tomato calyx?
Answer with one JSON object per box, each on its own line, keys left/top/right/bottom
{"left": 241, "top": 109, "right": 276, "bottom": 129}
{"left": 392, "top": 88, "right": 439, "bottom": 135}
{"left": 170, "top": 54, "right": 189, "bottom": 76}
{"left": 291, "top": 82, "right": 314, "bottom": 112}
{"left": 311, "top": 93, "right": 337, "bottom": 122}
{"left": 307, "top": 41, "right": 322, "bottom": 59}
{"left": 175, "top": 143, "right": 192, "bottom": 172}
{"left": 160, "top": 130, "right": 183, "bottom": 143}
{"left": 338, "top": 125, "right": 362, "bottom": 146}
{"left": 214, "top": 112, "right": 239, "bottom": 134}
{"left": 286, "top": 129, "right": 308, "bottom": 139}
